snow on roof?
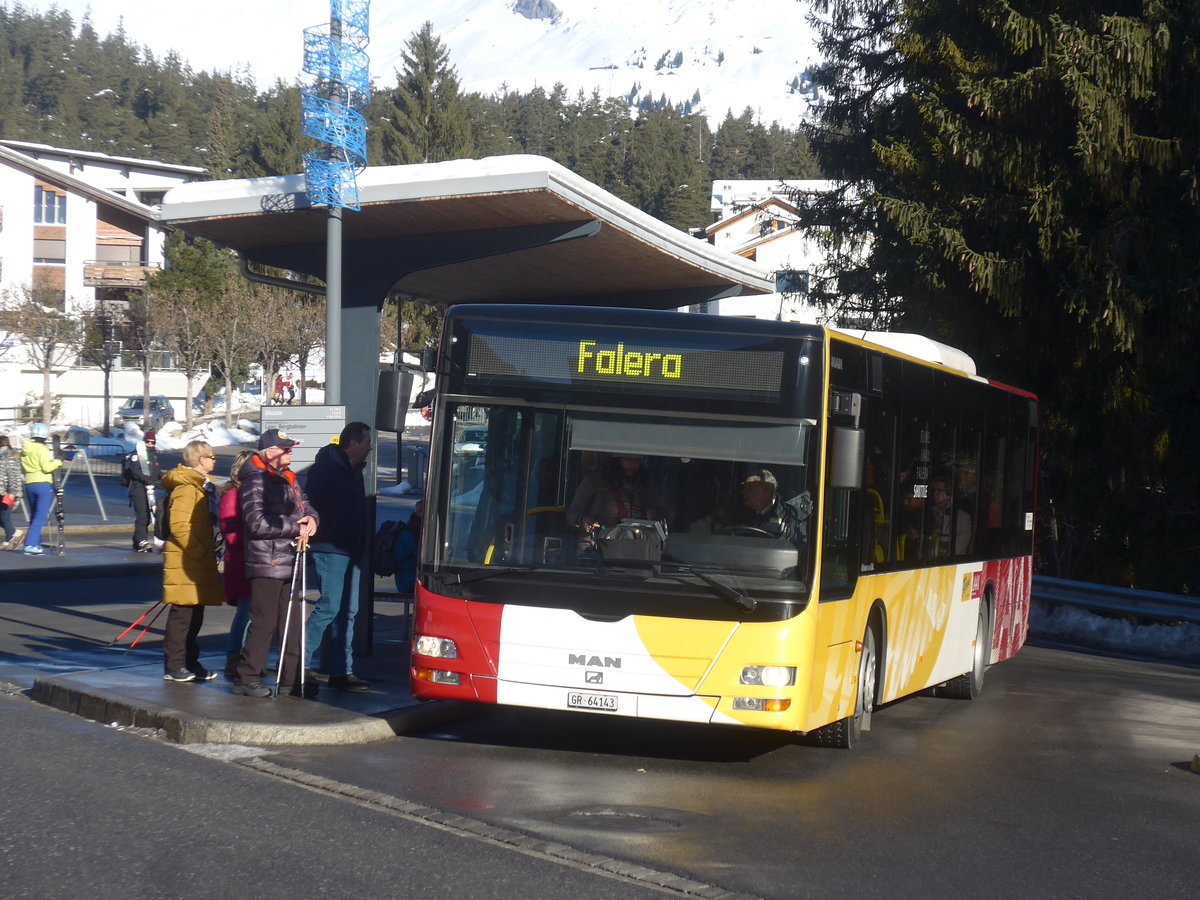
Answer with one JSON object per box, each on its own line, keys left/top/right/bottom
{"left": 834, "top": 329, "right": 979, "bottom": 377}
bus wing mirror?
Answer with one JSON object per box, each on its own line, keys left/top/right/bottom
{"left": 420, "top": 348, "right": 436, "bottom": 372}
{"left": 829, "top": 426, "right": 865, "bottom": 490}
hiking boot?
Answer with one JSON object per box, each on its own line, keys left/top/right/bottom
{"left": 232, "top": 682, "right": 272, "bottom": 698}
{"left": 163, "top": 669, "right": 197, "bottom": 682}
{"left": 329, "top": 674, "right": 370, "bottom": 693}
{"left": 288, "top": 680, "right": 320, "bottom": 699}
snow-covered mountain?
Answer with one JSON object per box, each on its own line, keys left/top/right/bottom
{"left": 24, "top": 0, "right": 821, "bottom": 127}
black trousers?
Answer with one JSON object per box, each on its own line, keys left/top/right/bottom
{"left": 236, "top": 577, "right": 303, "bottom": 687}
{"left": 130, "top": 485, "right": 152, "bottom": 548}
{"left": 163, "top": 605, "right": 206, "bottom": 673}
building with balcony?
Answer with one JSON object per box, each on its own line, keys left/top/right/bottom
{"left": 701, "top": 178, "right": 837, "bottom": 322}
{"left": 0, "top": 141, "right": 204, "bottom": 428}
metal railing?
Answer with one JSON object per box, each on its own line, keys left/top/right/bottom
{"left": 1032, "top": 575, "right": 1200, "bottom": 626}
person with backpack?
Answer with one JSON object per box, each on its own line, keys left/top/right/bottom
{"left": 304, "top": 422, "right": 372, "bottom": 692}
{"left": 393, "top": 499, "right": 423, "bottom": 594}
{"left": 124, "top": 431, "right": 161, "bottom": 552}
{"left": 0, "top": 435, "right": 26, "bottom": 551}
{"left": 160, "top": 440, "right": 224, "bottom": 682}
{"left": 20, "top": 423, "right": 61, "bottom": 556}
{"left": 218, "top": 449, "right": 255, "bottom": 679}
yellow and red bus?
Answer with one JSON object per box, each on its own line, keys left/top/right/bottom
{"left": 411, "top": 305, "right": 1037, "bottom": 747}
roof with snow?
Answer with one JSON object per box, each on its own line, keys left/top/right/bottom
{"left": 158, "top": 155, "right": 774, "bottom": 308}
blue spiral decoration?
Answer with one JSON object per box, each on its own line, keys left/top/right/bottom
{"left": 302, "top": 0, "right": 370, "bottom": 210}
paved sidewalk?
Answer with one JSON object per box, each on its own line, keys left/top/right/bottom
{"left": 1, "top": 517, "right": 461, "bottom": 746}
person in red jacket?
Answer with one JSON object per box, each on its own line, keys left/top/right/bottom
{"left": 231, "top": 429, "right": 318, "bottom": 698}
{"left": 218, "top": 449, "right": 255, "bottom": 679}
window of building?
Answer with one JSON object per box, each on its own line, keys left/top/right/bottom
{"left": 34, "top": 186, "right": 67, "bottom": 224}
{"left": 33, "top": 239, "right": 66, "bottom": 264}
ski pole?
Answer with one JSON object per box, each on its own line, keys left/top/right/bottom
{"left": 297, "top": 540, "right": 307, "bottom": 695}
{"left": 110, "top": 599, "right": 165, "bottom": 645}
{"left": 125, "top": 601, "right": 169, "bottom": 654}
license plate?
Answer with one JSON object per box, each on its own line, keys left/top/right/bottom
{"left": 567, "top": 690, "right": 618, "bottom": 711}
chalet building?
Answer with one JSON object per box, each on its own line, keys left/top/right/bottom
{"left": 0, "top": 141, "right": 204, "bottom": 428}
{"left": 701, "top": 178, "right": 836, "bottom": 322}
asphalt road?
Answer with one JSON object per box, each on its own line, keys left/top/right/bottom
{"left": 2, "top": 564, "right": 1196, "bottom": 898}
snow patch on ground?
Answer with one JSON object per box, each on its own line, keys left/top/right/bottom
{"left": 1030, "top": 600, "right": 1200, "bottom": 665}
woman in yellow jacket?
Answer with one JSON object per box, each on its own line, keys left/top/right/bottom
{"left": 20, "top": 422, "right": 61, "bottom": 555}
{"left": 160, "top": 439, "right": 225, "bottom": 682}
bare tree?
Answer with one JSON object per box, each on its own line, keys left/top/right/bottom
{"left": 152, "top": 284, "right": 213, "bottom": 431}
{"left": 203, "top": 278, "right": 259, "bottom": 429}
{"left": 122, "top": 290, "right": 172, "bottom": 428}
{"left": 0, "top": 285, "right": 83, "bottom": 425}
{"left": 283, "top": 295, "right": 326, "bottom": 406}
{"left": 79, "top": 304, "right": 125, "bottom": 436}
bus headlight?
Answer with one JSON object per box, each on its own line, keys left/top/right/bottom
{"left": 740, "top": 665, "right": 796, "bottom": 687}
{"left": 414, "top": 635, "right": 458, "bottom": 659}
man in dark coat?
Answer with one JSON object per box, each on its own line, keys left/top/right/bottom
{"left": 127, "top": 431, "right": 161, "bottom": 552}
{"left": 232, "top": 428, "right": 318, "bottom": 698}
{"left": 303, "top": 421, "right": 372, "bottom": 691}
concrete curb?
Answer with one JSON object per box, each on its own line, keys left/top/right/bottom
{"left": 30, "top": 675, "right": 465, "bottom": 746}
{"left": 2, "top": 558, "right": 162, "bottom": 581}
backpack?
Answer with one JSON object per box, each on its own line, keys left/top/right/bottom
{"left": 372, "top": 519, "right": 409, "bottom": 576}
{"left": 153, "top": 492, "right": 170, "bottom": 543}
{"left": 120, "top": 452, "right": 135, "bottom": 487}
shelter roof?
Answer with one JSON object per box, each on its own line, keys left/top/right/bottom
{"left": 158, "top": 155, "right": 774, "bottom": 308}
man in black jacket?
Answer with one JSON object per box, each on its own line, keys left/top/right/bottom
{"left": 232, "top": 428, "right": 318, "bottom": 698}
{"left": 303, "top": 421, "right": 372, "bottom": 692}
{"left": 126, "top": 431, "right": 161, "bottom": 552}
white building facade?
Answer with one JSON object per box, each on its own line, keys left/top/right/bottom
{"left": 0, "top": 141, "right": 204, "bottom": 429}
{"left": 700, "top": 178, "right": 838, "bottom": 323}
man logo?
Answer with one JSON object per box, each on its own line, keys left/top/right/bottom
{"left": 585, "top": 671, "right": 603, "bottom": 684}
{"left": 569, "top": 654, "right": 622, "bottom": 668}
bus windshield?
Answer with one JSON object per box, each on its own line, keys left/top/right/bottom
{"left": 434, "top": 403, "right": 817, "bottom": 587}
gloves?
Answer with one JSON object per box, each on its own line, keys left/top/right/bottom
{"left": 1, "top": 493, "right": 13, "bottom": 508}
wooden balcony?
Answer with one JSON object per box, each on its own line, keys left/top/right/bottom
{"left": 83, "top": 260, "right": 161, "bottom": 287}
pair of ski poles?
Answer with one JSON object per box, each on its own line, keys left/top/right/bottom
{"left": 275, "top": 538, "right": 309, "bottom": 697}
{"left": 110, "top": 540, "right": 310, "bottom": 694}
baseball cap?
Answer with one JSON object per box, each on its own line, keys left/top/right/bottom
{"left": 258, "top": 428, "right": 299, "bottom": 450}
{"left": 741, "top": 468, "right": 778, "bottom": 488}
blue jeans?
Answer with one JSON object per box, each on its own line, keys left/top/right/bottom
{"left": 226, "top": 597, "right": 252, "bottom": 655}
{"left": 305, "top": 551, "right": 361, "bottom": 678}
{"left": 24, "top": 482, "right": 52, "bottom": 550}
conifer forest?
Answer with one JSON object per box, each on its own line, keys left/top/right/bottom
{"left": 3, "top": 4, "right": 1198, "bottom": 593}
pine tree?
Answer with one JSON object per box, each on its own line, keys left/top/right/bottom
{"left": 802, "top": 0, "right": 1200, "bottom": 590}
{"left": 377, "top": 22, "right": 471, "bottom": 165}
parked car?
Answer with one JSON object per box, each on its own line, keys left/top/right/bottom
{"left": 453, "top": 426, "right": 488, "bottom": 455}
{"left": 116, "top": 395, "right": 175, "bottom": 432}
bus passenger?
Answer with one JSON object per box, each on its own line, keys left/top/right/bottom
{"left": 929, "top": 476, "right": 971, "bottom": 556}
{"left": 567, "top": 455, "right": 657, "bottom": 532}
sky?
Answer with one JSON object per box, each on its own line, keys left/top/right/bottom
{"left": 15, "top": 0, "right": 822, "bottom": 127}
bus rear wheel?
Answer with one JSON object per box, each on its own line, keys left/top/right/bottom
{"left": 942, "top": 603, "right": 989, "bottom": 700}
{"left": 814, "top": 627, "right": 877, "bottom": 749}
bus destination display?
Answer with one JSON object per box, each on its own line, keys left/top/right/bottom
{"left": 464, "top": 331, "right": 785, "bottom": 399}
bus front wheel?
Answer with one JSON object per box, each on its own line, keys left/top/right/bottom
{"left": 814, "top": 627, "right": 877, "bottom": 749}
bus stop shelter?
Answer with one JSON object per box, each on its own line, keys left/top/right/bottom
{"left": 158, "top": 153, "right": 775, "bottom": 432}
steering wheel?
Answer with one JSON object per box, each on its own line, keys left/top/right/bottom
{"left": 716, "top": 525, "right": 776, "bottom": 538}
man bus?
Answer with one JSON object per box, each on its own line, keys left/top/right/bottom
{"left": 410, "top": 304, "right": 1036, "bottom": 748}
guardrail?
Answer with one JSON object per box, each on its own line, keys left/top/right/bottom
{"left": 1032, "top": 575, "right": 1200, "bottom": 626}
